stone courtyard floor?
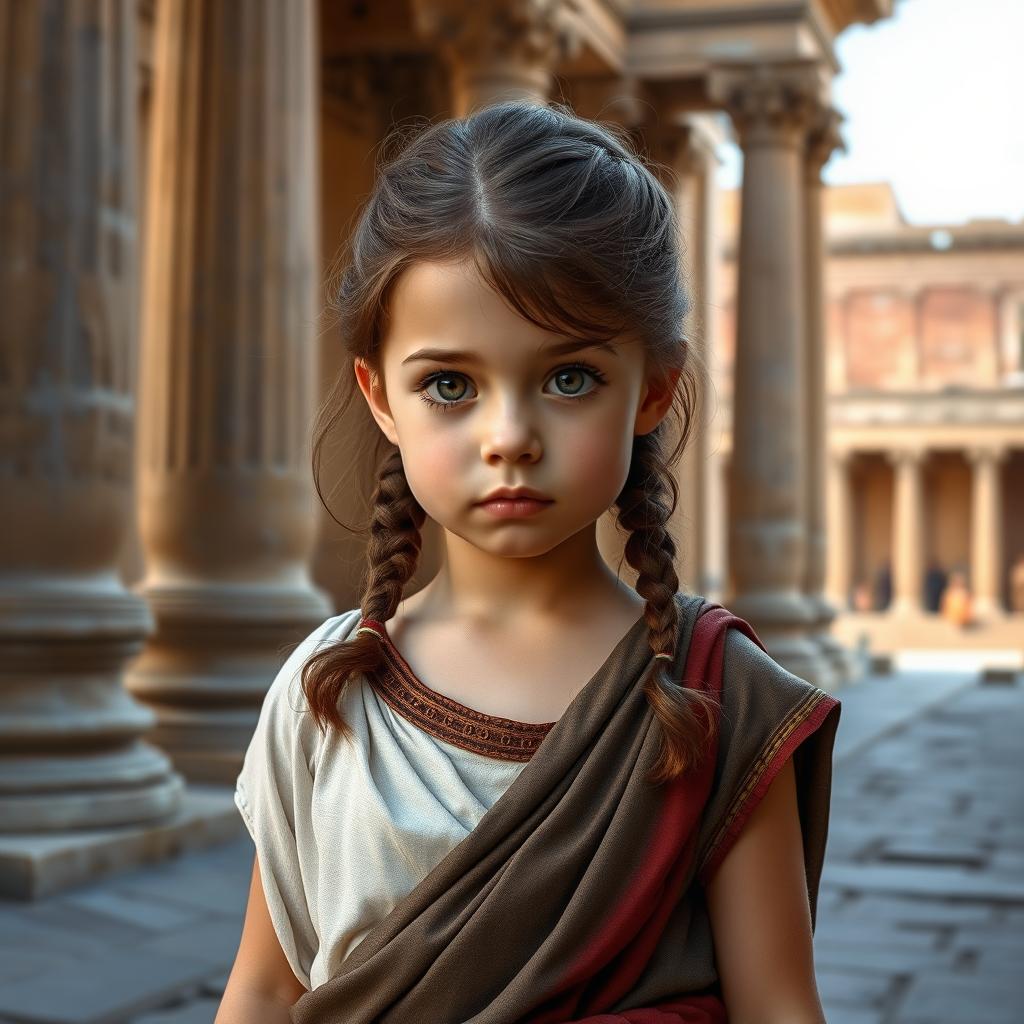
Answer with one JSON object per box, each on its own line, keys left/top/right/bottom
{"left": 0, "top": 664, "right": 1020, "bottom": 1024}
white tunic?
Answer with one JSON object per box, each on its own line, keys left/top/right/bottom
{"left": 233, "top": 609, "right": 530, "bottom": 992}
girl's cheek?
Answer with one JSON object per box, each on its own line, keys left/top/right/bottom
{"left": 562, "top": 427, "right": 631, "bottom": 487}
{"left": 403, "top": 440, "right": 464, "bottom": 508}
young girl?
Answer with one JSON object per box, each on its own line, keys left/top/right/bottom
{"left": 219, "top": 100, "right": 841, "bottom": 1024}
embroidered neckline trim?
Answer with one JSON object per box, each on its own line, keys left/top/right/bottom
{"left": 364, "top": 621, "right": 555, "bottom": 762}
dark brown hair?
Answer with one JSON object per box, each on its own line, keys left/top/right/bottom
{"left": 304, "top": 99, "right": 717, "bottom": 785}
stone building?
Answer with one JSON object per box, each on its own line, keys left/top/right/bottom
{"left": 1, "top": 0, "right": 892, "bottom": 898}
{"left": 714, "top": 182, "right": 1024, "bottom": 660}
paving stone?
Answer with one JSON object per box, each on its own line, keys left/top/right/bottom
{"left": 197, "top": 975, "right": 228, "bottom": 999}
{"left": 816, "top": 967, "right": 893, "bottom": 1007}
{"left": 947, "top": 925, "right": 1024, "bottom": 954}
{"left": 874, "top": 838, "right": 993, "bottom": 867}
{"left": 815, "top": 941, "right": 958, "bottom": 975}
{"left": 815, "top": 920, "right": 939, "bottom": 951}
{"left": 0, "top": 907, "right": 152, "bottom": 960}
{"left": 11, "top": 901, "right": 154, "bottom": 947}
{"left": 0, "top": 946, "right": 80, "bottom": 987}
{"left": 823, "top": 893, "right": 997, "bottom": 927}
{"left": 897, "top": 969, "right": 1024, "bottom": 1024}
{"left": 822, "top": 863, "right": 1024, "bottom": 902}
{"left": 822, "top": 1010, "right": 884, "bottom": 1024}
{"left": 130, "top": 997, "right": 220, "bottom": 1024}
{"left": 0, "top": 947, "right": 210, "bottom": 1024}
{"left": 138, "top": 917, "right": 241, "bottom": 975}
{"left": 62, "top": 888, "right": 203, "bottom": 934}
{"left": 116, "top": 866, "right": 248, "bottom": 919}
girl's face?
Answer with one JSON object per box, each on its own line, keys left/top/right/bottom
{"left": 355, "top": 259, "right": 675, "bottom": 560}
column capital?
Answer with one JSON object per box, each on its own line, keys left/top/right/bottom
{"left": 709, "top": 60, "right": 824, "bottom": 148}
{"left": 885, "top": 446, "right": 928, "bottom": 467}
{"left": 966, "top": 443, "right": 1010, "bottom": 465}
{"left": 805, "top": 106, "right": 845, "bottom": 178}
{"left": 411, "top": 0, "right": 582, "bottom": 81}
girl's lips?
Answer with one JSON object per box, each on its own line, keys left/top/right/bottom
{"left": 477, "top": 497, "right": 553, "bottom": 519}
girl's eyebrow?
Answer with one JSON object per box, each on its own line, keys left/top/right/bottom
{"left": 401, "top": 338, "right": 620, "bottom": 366}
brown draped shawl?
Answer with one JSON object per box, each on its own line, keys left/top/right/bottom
{"left": 290, "top": 592, "right": 841, "bottom": 1023}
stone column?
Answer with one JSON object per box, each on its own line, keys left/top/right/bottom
{"left": 128, "top": 0, "right": 332, "bottom": 782}
{"left": 709, "top": 62, "right": 828, "bottom": 685}
{"left": 967, "top": 445, "right": 1008, "bottom": 619}
{"left": 411, "top": 0, "right": 582, "bottom": 114}
{"left": 0, "top": 0, "right": 183, "bottom": 867}
{"left": 644, "top": 116, "right": 722, "bottom": 594}
{"left": 803, "top": 107, "right": 845, "bottom": 688}
{"left": 887, "top": 447, "right": 927, "bottom": 615}
{"left": 825, "top": 450, "right": 855, "bottom": 611}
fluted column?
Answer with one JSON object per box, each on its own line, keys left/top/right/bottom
{"left": 0, "top": 2, "right": 183, "bottom": 835}
{"left": 411, "top": 0, "right": 582, "bottom": 113}
{"left": 967, "top": 444, "right": 1008, "bottom": 619}
{"left": 709, "top": 62, "right": 828, "bottom": 685}
{"left": 128, "top": 0, "right": 332, "bottom": 782}
{"left": 803, "top": 107, "right": 844, "bottom": 687}
{"left": 887, "top": 447, "right": 927, "bottom": 615}
{"left": 825, "top": 450, "right": 855, "bottom": 611}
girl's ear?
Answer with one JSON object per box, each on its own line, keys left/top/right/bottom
{"left": 634, "top": 368, "right": 680, "bottom": 437}
{"left": 354, "top": 357, "right": 400, "bottom": 447}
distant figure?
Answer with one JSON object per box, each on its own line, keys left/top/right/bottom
{"left": 924, "top": 560, "right": 948, "bottom": 613}
{"left": 873, "top": 561, "right": 892, "bottom": 611}
{"left": 941, "top": 570, "right": 974, "bottom": 628}
{"left": 1011, "top": 554, "right": 1024, "bottom": 614}
{"left": 852, "top": 580, "right": 874, "bottom": 612}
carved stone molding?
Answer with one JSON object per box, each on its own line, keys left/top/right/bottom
{"left": 412, "top": 0, "right": 581, "bottom": 69}
{"left": 885, "top": 446, "right": 929, "bottom": 467}
{"left": 709, "top": 62, "right": 823, "bottom": 148}
{"left": 806, "top": 106, "right": 845, "bottom": 178}
{"left": 965, "top": 443, "right": 1010, "bottom": 466}
{"left": 411, "top": 0, "right": 582, "bottom": 110}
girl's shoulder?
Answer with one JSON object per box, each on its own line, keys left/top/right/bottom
{"left": 681, "top": 593, "right": 838, "bottom": 708}
{"left": 252, "top": 608, "right": 366, "bottom": 764}
{"left": 721, "top": 625, "right": 835, "bottom": 706}
{"left": 267, "top": 608, "right": 363, "bottom": 705}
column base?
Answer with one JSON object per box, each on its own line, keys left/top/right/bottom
{"left": 888, "top": 600, "right": 928, "bottom": 618}
{"left": 0, "top": 784, "right": 245, "bottom": 901}
{"left": 971, "top": 600, "right": 1007, "bottom": 623}
{"left": 812, "top": 630, "right": 862, "bottom": 689}
{"left": 126, "top": 580, "right": 334, "bottom": 784}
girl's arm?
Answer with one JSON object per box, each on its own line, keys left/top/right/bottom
{"left": 215, "top": 852, "right": 309, "bottom": 1023}
{"left": 704, "top": 755, "right": 828, "bottom": 1024}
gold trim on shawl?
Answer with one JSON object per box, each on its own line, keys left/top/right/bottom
{"left": 697, "top": 688, "right": 832, "bottom": 879}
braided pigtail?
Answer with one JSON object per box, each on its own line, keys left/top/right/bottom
{"left": 301, "top": 447, "right": 426, "bottom": 739}
{"left": 617, "top": 431, "right": 719, "bottom": 786}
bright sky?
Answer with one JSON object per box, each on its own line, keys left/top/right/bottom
{"left": 716, "top": 0, "right": 1024, "bottom": 226}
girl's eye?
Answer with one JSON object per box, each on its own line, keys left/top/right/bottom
{"left": 414, "top": 362, "right": 608, "bottom": 413}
